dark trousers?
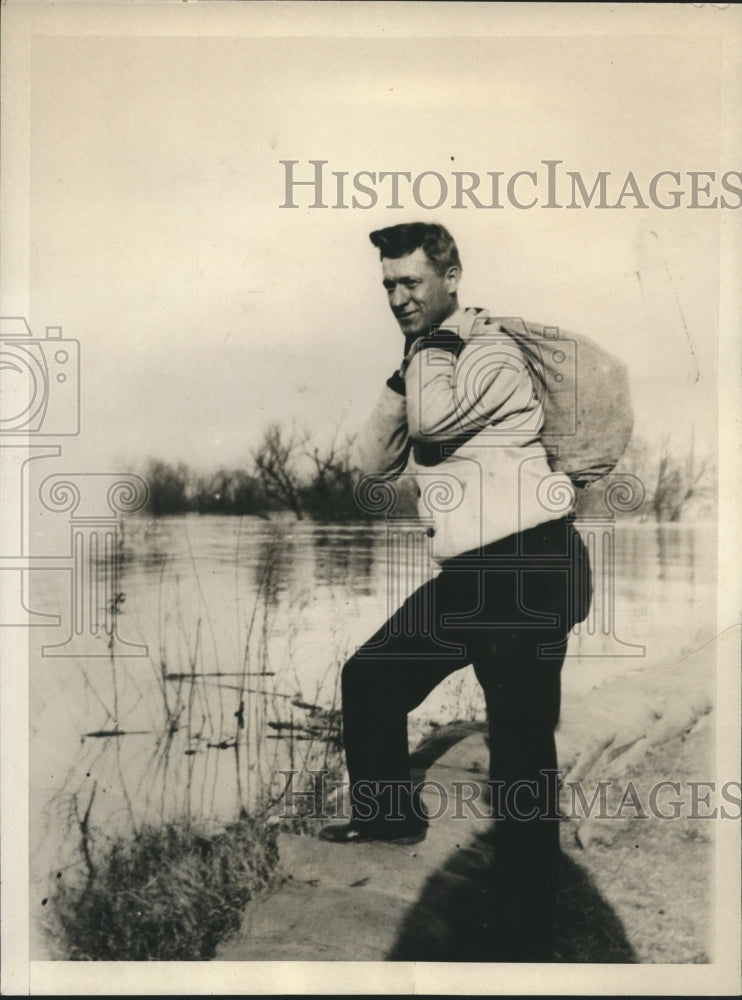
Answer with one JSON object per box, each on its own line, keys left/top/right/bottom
{"left": 341, "top": 516, "right": 592, "bottom": 960}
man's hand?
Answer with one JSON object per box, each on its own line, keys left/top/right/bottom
{"left": 386, "top": 335, "right": 423, "bottom": 395}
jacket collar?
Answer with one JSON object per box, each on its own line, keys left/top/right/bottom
{"left": 436, "top": 306, "right": 489, "bottom": 341}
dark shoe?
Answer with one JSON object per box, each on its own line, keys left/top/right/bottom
{"left": 318, "top": 822, "right": 427, "bottom": 846}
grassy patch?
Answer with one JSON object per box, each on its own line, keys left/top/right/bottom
{"left": 44, "top": 817, "right": 278, "bottom": 961}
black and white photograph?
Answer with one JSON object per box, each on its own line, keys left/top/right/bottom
{"left": 1, "top": 2, "right": 740, "bottom": 995}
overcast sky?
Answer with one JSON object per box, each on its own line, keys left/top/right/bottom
{"left": 4, "top": 4, "right": 735, "bottom": 475}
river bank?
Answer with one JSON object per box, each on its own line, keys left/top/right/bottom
{"left": 216, "top": 629, "right": 726, "bottom": 964}
{"left": 31, "top": 517, "right": 723, "bottom": 962}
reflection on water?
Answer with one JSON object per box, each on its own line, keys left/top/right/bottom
{"left": 656, "top": 523, "right": 699, "bottom": 584}
{"left": 313, "top": 527, "right": 376, "bottom": 593}
{"left": 29, "top": 515, "right": 716, "bottom": 929}
{"left": 111, "top": 517, "right": 715, "bottom": 663}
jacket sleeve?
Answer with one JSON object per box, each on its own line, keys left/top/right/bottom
{"left": 352, "top": 383, "right": 411, "bottom": 481}
{"left": 404, "top": 331, "right": 533, "bottom": 444}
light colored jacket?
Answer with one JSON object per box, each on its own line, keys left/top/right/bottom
{"left": 354, "top": 306, "right": 576, "bottom": 560}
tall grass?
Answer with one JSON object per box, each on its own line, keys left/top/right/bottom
{"left": 41, "top": 517, "right": 346, "bottom": 960}
{"left": 44, "top": 817, "right": 278, "bottom": 961}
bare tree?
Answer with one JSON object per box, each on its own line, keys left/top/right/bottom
{"left": 144, "top": 459, "right": 192, "bottom": 516}
{"left": 252, "top": 424, "right": 306, "bottom": 519}
{"left": 610, "top": 434, "right": 715, "bottom": 523}
{"left": 302, "top": 433, "right": 361, "bottom": 522}
{"left": 650, "top": 440, "right": 714, "bottom": 523}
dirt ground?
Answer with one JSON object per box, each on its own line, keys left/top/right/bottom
{"left": 219, "top": 632, "right": 728, "bottom": 965}
{"left": 556, "top": 715, "right": 714, "bottom": 963}
{"left": 218, "top": 715, "right": 716, "bottom": 964}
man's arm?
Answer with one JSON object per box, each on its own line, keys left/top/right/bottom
{"left": 404, "top": 329, "right": 538, "bottom": 444}
{"left": 352, "top": 368, "right": 411, "bottom": 481}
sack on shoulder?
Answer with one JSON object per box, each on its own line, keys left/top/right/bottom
{"left": 471, "top": 315, "right": 634, "bottom": 486}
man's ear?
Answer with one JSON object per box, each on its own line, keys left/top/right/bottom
{"left": 444, "top": 265, "right": 462, "bottom": 294}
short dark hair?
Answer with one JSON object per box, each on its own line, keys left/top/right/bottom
{"left": 369, "top": 222, "right": 461, "bottom": 276}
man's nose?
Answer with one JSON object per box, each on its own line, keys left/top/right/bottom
{"left": 390, "top": 286, "right": 410, "bottom": 309}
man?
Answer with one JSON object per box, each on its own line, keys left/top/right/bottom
{"left": 319, "top": 222, "right": 592, "bottom": 960}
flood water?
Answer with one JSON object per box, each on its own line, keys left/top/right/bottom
{"left": 29, "top": 514, "right": 716, "bottom": 924}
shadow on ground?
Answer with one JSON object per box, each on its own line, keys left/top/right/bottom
{"left": 387, "top": 831, "right": 637, "bottom": 964}
{"left": 217, "top": 721, "right": 640, "bottom": 962}
{"left": 387, "top": 724, "right": 637, "bottom": 963}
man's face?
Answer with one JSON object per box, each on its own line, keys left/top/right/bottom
{"left": 381, "top": 248, "right": 460, "bottom": 339}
